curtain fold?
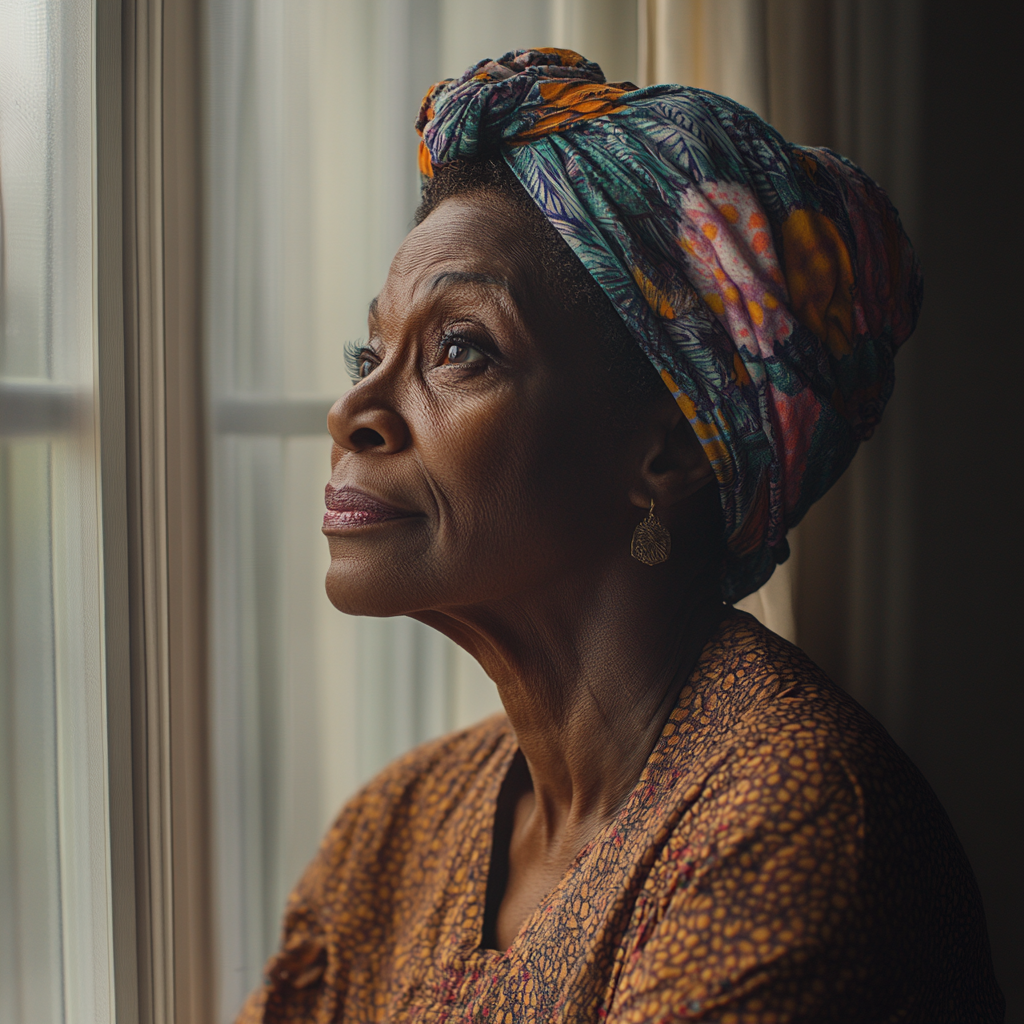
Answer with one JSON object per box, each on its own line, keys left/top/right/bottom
{"left": 640, "top": 0, "right": 768, "bottom": 116}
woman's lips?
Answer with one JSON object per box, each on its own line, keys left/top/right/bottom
{"left": 323, "top": 485, "right": 418, "bottom": 531}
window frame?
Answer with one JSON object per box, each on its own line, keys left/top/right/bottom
{"left": 97, "top": 0, "right": 211, "bottom": 1020}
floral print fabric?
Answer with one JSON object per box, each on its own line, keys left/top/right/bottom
{"left": 238, "top": 614, "right": 1002, "bottom": 1022}
{"left": 416, "top": 49, "right": 923, "bottom": 600}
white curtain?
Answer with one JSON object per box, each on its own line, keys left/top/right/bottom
{"left": 640, "top": 0, "right": 768, "bottom": 110}
{"left": 0, "top": 1, "right": 116, "bottom": 1021}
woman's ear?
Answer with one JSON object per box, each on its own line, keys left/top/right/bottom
{"left": 629, "top": 394, "right": 715, "bottom": 510}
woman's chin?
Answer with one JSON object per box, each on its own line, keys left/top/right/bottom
{"left": 323, "top": 523, "right": 434, "bottom": 616}
{"left": 326, "top": 572, "right": 400, "bottom": 618}
{"left": 324, "top": 557, "right": 427, "bottom": 618}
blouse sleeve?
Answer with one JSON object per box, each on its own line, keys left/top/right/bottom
{"left": 234, "top": 797, "right": 363, "bottom": 1024}
{"left": 231, "top": 721, "right": 501, "bottom": 1023}
{"left": 235, "top": 899, "right": 331, "bottom": 1024}
{"left": 606, "top": 735, "right": 868, "bottom": 1023}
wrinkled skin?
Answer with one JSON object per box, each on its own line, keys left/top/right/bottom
{"left": 325, "top": 193, "right": 724, "bottom": 951}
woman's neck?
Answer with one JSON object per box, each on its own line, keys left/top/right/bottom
{"left": 417, "top": 559, "right": 727, "bottom": 854}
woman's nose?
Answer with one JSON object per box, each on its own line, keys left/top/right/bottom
{"left": 328, "top": 390, "right": 410, "bottom": 454}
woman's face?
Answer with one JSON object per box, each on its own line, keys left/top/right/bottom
{"left": 324, "top": 194, "right": 659, "bottom": 618}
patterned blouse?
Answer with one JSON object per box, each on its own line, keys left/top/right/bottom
{"left": 238, "top": 613, "right": 1003, "bottom": 1022}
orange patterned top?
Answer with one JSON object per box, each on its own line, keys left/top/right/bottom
{"left": 238, "top": 614, "right": 1003, "bottom": 1022}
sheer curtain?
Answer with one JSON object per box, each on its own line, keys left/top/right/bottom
{"left": 0, "top": 1, "right": 117, "bottom": 1020}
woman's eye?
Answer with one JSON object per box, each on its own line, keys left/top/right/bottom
{"left": 441, "top": 341, "right": 486, "bottom": 366}
{"left": 343, "top": 341, "right": 379, "bottom": 384}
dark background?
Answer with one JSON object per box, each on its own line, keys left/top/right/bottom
{"left": 913, "top": 7, "right": 1022, "bottom": 1014}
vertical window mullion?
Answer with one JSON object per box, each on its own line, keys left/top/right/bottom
{"left": 118, "top": 0, "right": 210, "bottom": 1020}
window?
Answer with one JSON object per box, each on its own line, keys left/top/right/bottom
{"left": 0, "top": 1, "right": 117, "bottom": 1019}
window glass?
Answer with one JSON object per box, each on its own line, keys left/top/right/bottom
{"left": 0, "top": 1, "right": 114, "bottom": 1021}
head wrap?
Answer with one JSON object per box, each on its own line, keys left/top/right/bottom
{"left": 415, "top": 48, "right": 922, "bottom": 601}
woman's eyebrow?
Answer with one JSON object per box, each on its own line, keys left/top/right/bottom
{"left": 369, "top": 274, "right": 513, "bottom": 327}
{"left": 428, "top": 271, "right": 515, "bottom": 298}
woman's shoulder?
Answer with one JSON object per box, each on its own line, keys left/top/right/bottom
{"left": 298, "top": 712, "right": 512, "bottom": 898}
{"left": 612, "top": 613, "right": 1003, "bottom": 1019}
{"left": 353, "top": 710, "right": 512, "bottom": 807}
{"left": 694, "top": 610, "right": 910, "bottom": 770}
{"left": 681, "top": 611, "right": 949, "bottom": 831}
{"left": 655, "top": 610, "right": 982, "bottom": 933}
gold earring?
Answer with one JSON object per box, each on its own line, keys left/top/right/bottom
{"left": 631, "top": 499, "right": 671, "bottom": 565}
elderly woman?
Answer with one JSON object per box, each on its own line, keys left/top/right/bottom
{"left": 240, "top": 51, "right": 1002, "bottom": 1022}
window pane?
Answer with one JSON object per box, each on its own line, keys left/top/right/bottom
{"left": 0, "top": 2, "right": 114, "bottom": 1021}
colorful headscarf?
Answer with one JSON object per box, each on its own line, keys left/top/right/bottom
{"left": 415, "top": 48, "right": 922, "bottom": 602}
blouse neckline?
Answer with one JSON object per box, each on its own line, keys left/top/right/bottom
{"left": 450, "top": 612, "right": 740, "bottom": 968}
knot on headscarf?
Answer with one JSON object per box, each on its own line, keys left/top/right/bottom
{"left": 416, "top": 49, "right": 626, "bottom": 171}
{"left": 416, "top": 49, "right": 923, "bottom": 602}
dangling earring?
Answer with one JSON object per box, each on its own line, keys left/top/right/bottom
{"left": 631, "top": 499, "right": 671, "bottom": 565}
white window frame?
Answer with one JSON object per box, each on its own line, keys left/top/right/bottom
{"left": 97, "top": 0, "right": 211, "bottom": 1020}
